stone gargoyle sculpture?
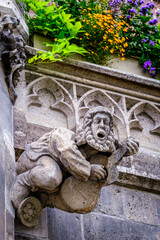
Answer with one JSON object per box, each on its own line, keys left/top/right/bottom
{"left": 11, "top": 106, "right": 139, "bottom": 227}
{"left": 0, "top": 14, "right": 26, "bottom": 104}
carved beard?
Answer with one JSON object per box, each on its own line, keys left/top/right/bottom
{"left": 85, "top": 127, "right": 115, "bottom": 153}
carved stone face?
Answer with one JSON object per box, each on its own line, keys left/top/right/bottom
{"left": 91, "top": 113, "right": 110, "bottom": 144}
{"left": 85, "top": 111, "right": 114, "bottom": 152}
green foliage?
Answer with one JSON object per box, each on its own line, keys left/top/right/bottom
{"left": 28, "top": 38, "right": 88, "bottom": 64}
{"left": 19, "top": 0, "right": 160, "bottom": 78}
{"left": 53, "top": 0, "right": 108, "bottom": 20}
{"left": 20, "top": 0, "right": 87, "bottom": 63}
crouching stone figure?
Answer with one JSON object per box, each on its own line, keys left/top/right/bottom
{"left": 11, "top": 106, "right": 139, "bottom": 227}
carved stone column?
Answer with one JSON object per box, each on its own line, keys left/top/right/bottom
{"left": 0, "top": 1, "right": 27, "bottom": 239}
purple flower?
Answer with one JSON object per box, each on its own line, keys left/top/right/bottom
{"left": 143, "top": 61, "right": 156, "bottom": 78}
{"left": 129, "top": 8, "right": 136, "bottom": 14}
{"left": 143, "top": 60, "right": 152, "bottom": 70}
{"left": 156, "top": 11, "right": 160, "bottom": 16}
{"left": 134, "top": 2, "right": 138, "bottom": 7}
{"left": 149, "top": 67, "right": 156, "bottom": 77}
{"left": 149, "top": 19, "right": 158, "bottom": 25}
{"left": 146, "top": 2, "right": 154, "bottom": 9}
{"left": 128, "top": 0, "right": 133, "bottom": 3}
{"left": 149, "top": 40, "right": 155, "bottom": 46}
{"left": 140, "top": 6, "right": 148, "bottom": 15}
{"left": 109, "top": 1, "right": 114, "bottom": 6}
{"left": 139, "top": 0, "right": 145, "bottom": 4}
{"left": 141, "top": 39, "right": 147, "bottom": 43}
{"left": 127, "top": 15, "right": 131, "bottom": 19}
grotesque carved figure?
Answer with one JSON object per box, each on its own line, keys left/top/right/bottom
{"left": 11, "top": 106, "right": 139, "bottom": 227}
{"left": 0, "top": 14, "right": 26, "bottom": 103}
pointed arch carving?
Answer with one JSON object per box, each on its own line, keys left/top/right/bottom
{"left": 128, "top": 102, "right": 160, "bottom": 151}
{"left": 26, "top": 77, "right": 75, "bottom": 130}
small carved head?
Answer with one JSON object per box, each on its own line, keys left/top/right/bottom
{"left": 76, "top": 106, "right": 115, "bottom": 152}
{"left": 1, "top": 15, "right": 20, "bottom": 30}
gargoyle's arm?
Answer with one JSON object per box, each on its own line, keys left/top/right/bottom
{"left": 50, "top": 128, "right": 91, "bottom": 181}
{"left": 114, "top": 137, "right": 139, "bottom": 165}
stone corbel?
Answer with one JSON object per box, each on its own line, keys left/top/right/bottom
{"left": 0, "top": 13, "right": 26, "bottom": 104}
{"left": 11, "top": 106, "right": 139, "bottom": 227}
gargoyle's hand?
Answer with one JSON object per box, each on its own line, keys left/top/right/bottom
{"left": 89, "top": 164, "right": 107, "bottom": 181}
{"left": 125, "top": 137, "right": 139, "bottom": 156}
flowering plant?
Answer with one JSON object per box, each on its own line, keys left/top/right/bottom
{"left": 107, "top": 0, "right": 160, "bottom": 78}
{"left": 18, "top": 0, "right": 160, "bottom": 78}
{"left": 79, "top": 11, "right": 128, "bottom": 64}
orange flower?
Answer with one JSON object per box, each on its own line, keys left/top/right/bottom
{"left": 110, "top": 49, "right": 114, "bottom": 54}
{"left": 123, "top": 42, "right": 128, "bottom": 48}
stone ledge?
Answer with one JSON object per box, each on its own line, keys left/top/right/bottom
{"left": 26, "top": 45, "right": 160, "bottom": 88}
{"left": 25, "top": 46, "right": 160, "bottom": 102}
{"left": 15, "top": 233, "right": 49, "bottom": 240}
{"left": 116, "top": 171, "right": 160, "bottom": 194}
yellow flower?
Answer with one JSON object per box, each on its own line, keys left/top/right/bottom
{"left": 54, "top": 38, "right": 57, "bottom": 41}
{"left": 121, "top": 57, "right": 125, "bottom": 61}
{"left": 103, "top": 35, "right": 107, "bottom": 40}
{"left": 123, "top": 42, "right": 128, "bottom": 48}
{"left": 110, "top": 49, "right": 114, "bottom": 54}
{"left": 85, "top": 33, "right": 89, "bottom": 36}
{"left": 123, "top": 28, "right": 128, "bottom": 32}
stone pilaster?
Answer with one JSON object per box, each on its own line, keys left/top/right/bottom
{"left": 0, "top": 1, "right": 28, "bottom": 239}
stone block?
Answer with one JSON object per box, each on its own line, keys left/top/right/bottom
{"left": 95, "top": 185, "right": 124, "bottom": 218}
{"left": 95, "top": 185, "right": 160, "bottom": 226}
{"left": 15, "top": 209, "right": 48, "bottom": 240}
{"left": 132, "top": 149, "right": 160, "bottom": 179}
{"left": 0, "top": 146, "right": 5, "bottom": 239}
{"left": 0, "top": 89, "right": 13, "bottom": 146}
{"left": 83, "top": 213, "right": 160, "bottom": 240}
{"left": 14, "top": 109, "right": 27, "bottom": 150}
{"left": 47, "top": 208, "right": 82, "bottom": 240}
{"left": 27, "top": 123, "right": 52, "bottom": 143}
{"left": 156, "top": 198, "right": 160, "bottom": 223}
{"left": 5, "top": 209, "right": 15, "bottom": 240}
{"left": 122, "top": 188, "right": 159, "bottom": 226}
{"left": 5, "top": 144, "right": 15, "bottom": 215}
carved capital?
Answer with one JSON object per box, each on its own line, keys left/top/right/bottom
{"left": 0, "top": 14, "right": 26, "bottom": 104}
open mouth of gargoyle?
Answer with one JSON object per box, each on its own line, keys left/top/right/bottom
{"left": 97, "top": 129, "right": 106, "bottom": 139}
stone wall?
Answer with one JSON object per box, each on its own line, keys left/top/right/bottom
{"left": 13, "top": 50, "right": 160, "bottom": 239}
{"left": 0, "top": 61, "right": 15, "bottom": 240}
{"left": 48, "top": 185, "right": 160, "bottom": 240}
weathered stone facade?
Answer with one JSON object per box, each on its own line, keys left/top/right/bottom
{"left": 13, "top": 51, "right": 160, "bottom": 239}
{"left": 0, "top": 2, "right": 160, "bottom": 238}
{"left": 0, "top": 1, "right": 27, "bottom": 239}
